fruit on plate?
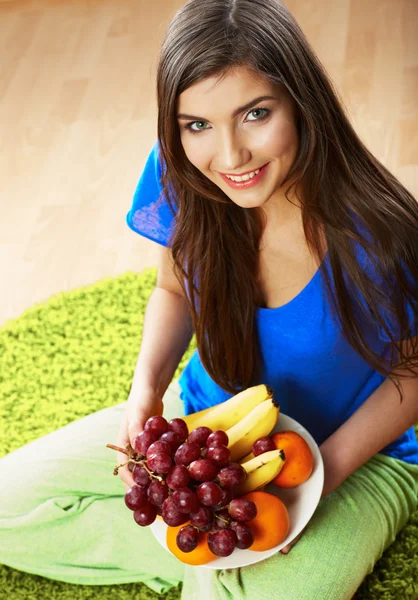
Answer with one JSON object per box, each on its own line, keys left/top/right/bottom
{"left": 234, "top": 448, "right": 286, "bottom": 496}
{"left": 270, "top": 431, "right": 314, "bottom": 488}
{"left": 181, "top": 384, "right": 274, "bottom": 432}
{"left": 167, "top": 491, "right": 289, "bottom": 562}
{"left": 166, "top": 496, "right": 259, "bottom": 562}
{"left": 106, "top": 385, "right": 295, "bottom": 564}
{"left": 166, "top": 522, "right": 217, "bottom": 565}
{"left": 240, "top": 435, "right": 277, "bottom": 463}
{"left": 243, "top": 491, "right": 290, "bottom": 551}
{"left": 225, "top": 398, "right": 280, "bottom": 462}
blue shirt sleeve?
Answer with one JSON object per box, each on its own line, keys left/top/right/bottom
{"left": 126, "top": 140, "right": 176, "bottom": 247}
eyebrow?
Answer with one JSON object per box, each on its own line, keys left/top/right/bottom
{"left": 177, "top": 95, "right": 277, "bottom": 121}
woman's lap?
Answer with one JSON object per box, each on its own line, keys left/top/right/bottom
{"left": 0, "top": 380, "right": 185, "bottom": 594}
{"left": 181, "top": 454, "right": 418, "bottom": 600}
{"left": 0, "top": 379, "right": 417, "bottom": 600}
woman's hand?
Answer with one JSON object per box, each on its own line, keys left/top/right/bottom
{"left": 115, "top": 384, "right": 164, "bottom": 492}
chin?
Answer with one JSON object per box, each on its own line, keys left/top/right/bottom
{"left": 230, "top": 198, "right": 266, "bottom": 209}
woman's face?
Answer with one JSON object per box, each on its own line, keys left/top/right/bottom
{"left": 177, "top": 66, "right": 300, "bottom": 210}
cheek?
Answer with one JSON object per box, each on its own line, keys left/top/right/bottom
{"left": 181, "top": 137, "right": 209, "bottom": 171}
{"left": 262, "top": 119, "right": 299, "bottom": 162}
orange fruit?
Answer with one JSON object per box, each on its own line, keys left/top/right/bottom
{"left": 271, "top": 431, "right": 314, "bottom": 488}
{"left": 166, "top": 521, "right": 217, "bottom": 565}
{"left": 243, "top": 491, "right": 290, "bottom": 551}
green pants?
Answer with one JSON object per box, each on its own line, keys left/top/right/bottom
{"left": 1, "top": 379, "right": 417, "bottom": 600}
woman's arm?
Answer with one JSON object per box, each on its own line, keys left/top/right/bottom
{"left": 129, "top": 245, "right": 194, "bottom": 402}
{"left": 319, "top": 338, "right": 418, "bottom": 497}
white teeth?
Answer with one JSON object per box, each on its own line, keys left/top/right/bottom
{"left": 225, "top": 168, "right": 260, "bottom": 182}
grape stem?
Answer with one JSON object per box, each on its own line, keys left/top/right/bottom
{"left": 106, "top": 443, "right": 130, "bottom": 455}
{"left": 106, "top": 443, "right": 164, "bottom": 483}
{"left": 217, "top": 515, "right": 230, "bottom": 525}
{"left": 140, "top": 459, "right": 164, "bottom": 482}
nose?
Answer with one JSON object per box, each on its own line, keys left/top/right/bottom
{"left": 216, "top": 133, "right": 250, "bottom": 173}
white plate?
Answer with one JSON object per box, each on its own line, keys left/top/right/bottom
{"left": 150, "top": 412, "right": 324, "bottom": 569}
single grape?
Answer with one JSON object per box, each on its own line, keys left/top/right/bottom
{"left": 168, "top": 418, "right": 189, "bottom": 441}
{"left": 147, "top": 480, "right": 169, "bottom": 506}
{"left": 146, "top": 440, "right": 172, "bottom": 459}
{"left": 171, "top": 488, "right": 199, "bottom": 513}
{"left": 206, "top": 430, "right": 229, "bottom": 447}
{"left": 252, "top": 436, "right": 276, "bottom": 456}
{"left": 189, "top": 458, "right": 219, "bottom": 482}
{"left": 133, "top": 502, "right": 157, "bottom": 526}
{"left": 166, "top": 464, "right": 191, "bottom": 490}
{"left": 174, "top": 441, "right": 201, "bottom": 466}
{"left": 176, "top": 525, "right": 199, "bottom": 552}
{"left": 228, "top": 498, "right": 257, "bottom": 522}
{"left": 189, "top": 506, "right": 214, "bottom": 532}
{"left": 188, "top": 426, "right": 212, "bottom": 447}
{"left": 206, "top": 445, "right": 231, "bottom": 467}
{"left": 144, "top": 415, "right": 169, "bottom": 437}
{"left": 214, "top": 508, "right": 231, "bottom": 529}
{"left": 230, "top": 521, "right": 254, "bottom": 549}
{"left": 161, "top": 497, "right": 189, "bottom": 526}
{"left": 216, "top": 463, "right": 247, "bottom": 488}
{"left": 147, "top": 452, "right": 172, "bottom": 474}
{"left": 132, "top": 463, "right": 150, "bottom": 487}
{"left": 196, "top": 481, "right": 223, "bottom": 506}
{"left": 160, "top": 430, "right": 183, "bottom": 453}
{"left": 211, "top": 487, "right": 233, "bottom": 510}
{"left": 134, "top": 430, "right": 159, "bottom": 455}
{"left": 125, "top": 485, "right": 148, "bottom": 510}
{"left": 127, "top": 461, "right": 135, "bottom": 473}
{"left": 207, "top": 528, "right": 237, "bottom": 557}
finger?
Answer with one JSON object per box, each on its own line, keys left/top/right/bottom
{"left": 280, "top": 530, "right": 304, "bottom": 554}
{"left": 114, "top": 449, "right": 133, "bottom": 487}
{"left": 113, "top": 435, "right": 136, "bottom": 489}
{"left": 127, "top": 411, "right": 147, "bottom": 449}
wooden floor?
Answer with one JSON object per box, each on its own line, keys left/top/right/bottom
{"left": 1, "top": 0, "right": 417, "bottom": 326}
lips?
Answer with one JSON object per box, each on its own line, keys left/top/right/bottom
{"left": 220, "top": 162, "right": 270, "bottom": 189}
{"left": 221, "top": 163, "right": 268, "bottom": 178}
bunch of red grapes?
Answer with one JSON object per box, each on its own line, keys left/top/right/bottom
{"left": 123, "top": 415, "right": 258, "bottom": 557}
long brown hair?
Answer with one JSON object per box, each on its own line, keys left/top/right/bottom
{"left": 155, "top": 0, "right": 418, "bottom": 396}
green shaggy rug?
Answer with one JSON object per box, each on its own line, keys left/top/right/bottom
{"left": 0, "top": 268, "right": 417, "bottom": 599}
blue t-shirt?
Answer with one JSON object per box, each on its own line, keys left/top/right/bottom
{"left": 127, "top": 141, "right": 418, "bottom": 465}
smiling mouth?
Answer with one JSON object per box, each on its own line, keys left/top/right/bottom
{"left": 221, "top": 163, "right": 269, "bottom": 181}
{"left": 221, "top": 163, "right": 267, "bottom": 176}
{"left": 219, "top": 162, "right": 270, "bottom": 188}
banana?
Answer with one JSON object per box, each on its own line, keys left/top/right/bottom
{"left": 226, "top": 398, "right": 280, "bottom": 462}
{"left": 234, "top": 449, "right": 286, "bottom": 495}
{"left": 241, "top": 450, "right": 255, "bottom": 463}
{"left": 181, "top": 384, "right": 274, "bottom": 432}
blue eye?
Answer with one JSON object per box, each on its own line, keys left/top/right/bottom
{"left": 183, "top": 106, "right": 270, "bottom": 135}
{"left": 247, "top": 107, "right": 269, "bottom": 121}
{"left": 185, "top": 121, "right": 208, "bottom": 133}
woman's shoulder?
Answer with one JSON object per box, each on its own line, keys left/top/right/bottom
{"left": 126, "top": 140, "right": 177, "bottom": 247}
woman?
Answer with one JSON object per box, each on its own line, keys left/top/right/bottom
{"left": 1, "top": 1, "right": 417, "bottom": 599}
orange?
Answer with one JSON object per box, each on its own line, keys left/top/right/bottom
{"left": 271, "top": 431, "right": 314, "bottom": 488}
{"left": 243, "top": 491, "right": 289, "bottom": 550}
{"left": 166, "top": 521, "right": 217, "bottom": 565}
